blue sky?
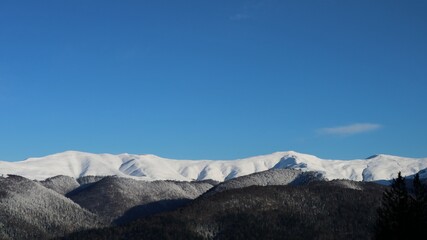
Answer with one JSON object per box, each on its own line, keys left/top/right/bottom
{"left": 0, "top": 0, "right": 426, "bottom": 161}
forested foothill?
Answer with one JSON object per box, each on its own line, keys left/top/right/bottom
{"left": 0, "top": 169, "right": 426, "bottom": 240}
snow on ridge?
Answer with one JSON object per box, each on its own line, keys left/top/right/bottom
{"left": 0, "top": 150, "right": 426, "bottom": 182}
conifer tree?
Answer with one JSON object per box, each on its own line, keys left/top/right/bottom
{"left": 412, "top": 173, "right": 426, "bottom": 203}
{"left": 375, "top": 172, "right": 410, "bottom": 240}
{"left": 410, "top": 173, "right": 427, "bottom": 234}
{"left": 375, "top": 172, "right": 427, "bottom": 239}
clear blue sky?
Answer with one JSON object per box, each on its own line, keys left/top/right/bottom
{"left": 0, "top": 0, "right": 426, "bottom": 161}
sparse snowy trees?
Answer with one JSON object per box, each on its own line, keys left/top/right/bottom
{"left": 0, "top": 175, "right": 102, "bottom": 239}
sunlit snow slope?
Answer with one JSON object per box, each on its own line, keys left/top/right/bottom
{"left": 0, "top": 151, "right": 426, "bottom": 182}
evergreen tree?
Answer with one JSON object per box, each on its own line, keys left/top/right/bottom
{"left": 410, "top": 173, "right": 427, "bottom": 234}
{"left": 412, "top": 173, "right": 426, "bottom": 202}
{"left": 375, "top": 172, "right": 427, "bottom": 240}
{"left": 375, "top": 172, "right": 411, "bottom": 240}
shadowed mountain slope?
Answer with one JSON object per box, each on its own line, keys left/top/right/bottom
{"left": 62, "top": 180, "right": 386, "bottom": 240}
{"left": 204, "top": 168, "right": 324, "bottom": 196}
{"left": 67, "top": 176, "right": 215, "bottom": 223}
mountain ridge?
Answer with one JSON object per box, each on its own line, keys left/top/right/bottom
{"left": 0, "top": 150, "right": 426, "bottom": 182}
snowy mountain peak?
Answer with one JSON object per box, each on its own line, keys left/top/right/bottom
{"left": 365, "top": 154, "right": 401, "bottom": 160}
{"left": 366, "top": 154, "right": 380, "bottom": 160}
{"left": 0, "top": 151, "right": 426, "bottom": 182}
{"left": 276, "top": 150, "right": 315, "bottom": 158}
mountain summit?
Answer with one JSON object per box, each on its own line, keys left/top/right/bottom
{"left": 0, "top": 151, "right": 426, "bottom": 182}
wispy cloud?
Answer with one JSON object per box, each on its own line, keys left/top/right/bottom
{"left": 317, "top": 123, "right": 382, "bottom": 136}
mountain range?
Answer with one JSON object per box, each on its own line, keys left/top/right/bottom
{"left": 1, "top": 150, "right": 426, "bottom": 182}
{"left": 1, "top": 167, "right": 385, "bottom": 239}
{"left": 1, "top": 150, "right": 423, "bottom": 239}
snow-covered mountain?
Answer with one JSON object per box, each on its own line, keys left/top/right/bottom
{"left": 0, "top": 151, "right": 426, "bottom": 182}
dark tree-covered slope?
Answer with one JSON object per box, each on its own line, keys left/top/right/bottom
{"left": 63, "top": 180, "right": 385, "bottom": 240}
{"left": 67, "top": 176, "right": 215, "bottom": 223}
{"left": 204, "top": 168, "right": 324, "bottom": 196}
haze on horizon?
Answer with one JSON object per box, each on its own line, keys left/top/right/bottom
{"left": 0, "top": 0, "right": 426, "bottom": 161}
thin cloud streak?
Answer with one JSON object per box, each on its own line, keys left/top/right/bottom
{"left": 317, "top": 123, "right": 382, "bottom": 136}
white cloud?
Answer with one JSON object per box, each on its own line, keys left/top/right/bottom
{"left": 317, "top": 123, "right": 382, "bottom": 136}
